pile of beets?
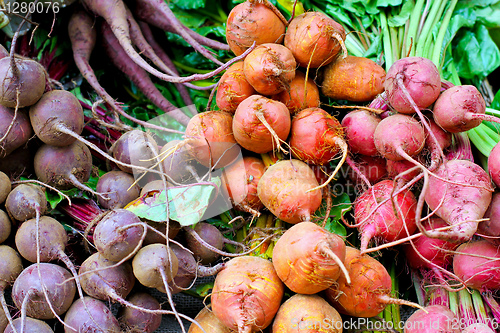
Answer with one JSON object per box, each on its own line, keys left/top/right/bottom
{"left": 0, "top": 0, "right": 500, "bottom": 332}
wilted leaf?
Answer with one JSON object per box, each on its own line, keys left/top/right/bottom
{"left": 125, "top": 178, "right": 221, "bottom": 226}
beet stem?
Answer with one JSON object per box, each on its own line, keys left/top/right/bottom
{"left": 160, "top": 267, "right": 187, "bottom": 333}
{"left": 34, "top": 210, "right": 76, "bottom": 331}
{"left": 345, "top": 155, "right": 372, "bottom": 188}
{"left": 55, "top": 124, "right": 172, "bottom": 178}
{"left": 183, "top": 226, "right": 274, "bottom": 257}
{"left": 377, "top": 294, "right": 425, "bottom": 311}
{"left": 319, "top": 242, "right": 351, "bottom": 284}
{"left": 1, "top": 292, "right": 17, "bottom": 333}
{"left": 307, "top": 137, "right": 348, "bottom": 192}
{"left": 12, "top": 179, "right": 72, "bottom": 205}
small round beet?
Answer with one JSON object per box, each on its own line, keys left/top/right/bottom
{"left": 216, "top": 61, "right": 256, "bottom": 113}
{"left": 143, "top": 220, "right": 181, "bottom": 245}
{"left": 159, "top": 139, "right": 198, "bottom": 183}
{"left": 132, "top": 243, "right": 179, "bottom": 293}
{"left": 96, "top": 170, "right": 140, "bottom": 209}
{"left": 15, "top": 215, "right": 68, "bottom": 263}
{"left": 185, "top": 111, "right": 240, "bottom": 168}
{"left": 322, "top": 55, "right": 386, "bottom": 102}
{"left": 226, "top": 1, "right": 286, "bottom": 56}
{"left": 0, "top": 209, "right": 11, "bottom": 244}
{"left": 341, "top": 109, "right": 381, "bottom": 156}
{"left": 64, "top": 296, "right": 121, "bottom": 333}
{"left": 0, "top": 56, "right": 46, "bottom": 108}
{"left": 285, "top": 12, "right": 346, "bottom": 68}
{"left": 112, "top": 129, "right": 159, "bottom": 175}
{"left": 118, "top": 292, "right": 162, "bottom": 333}
{"left": 5, "top": 183, "right": 47, "bottom": 221}
{"left": 185, "top": 222, "right": 224, "bottom": 265}
{"left": 272, "top": 71, "right": 320, "bottom": 115}
{"left": 79, "top": 252, "right": 136, "bottom": 301}
{"left": 384, "top": 57, "right": 441, "bottom": 114}
{"left": 0, "top": 245, "right": 23, "bottom": 291}
{"left": 222, "top": 156, "right": 265, "bottom": 214}
{"left": 93, "top": 209, "right": 145, "bottom": 262}
{"left": 243, "top": 43, "right": 296, "bottom": 96}
{"left": 374, "top": 114, "right": 425, "bottom": 161}
{"left": 433, "top": 85, "right": 486, "bottom": 133}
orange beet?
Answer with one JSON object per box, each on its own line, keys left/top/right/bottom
{"left": 285, "top": 12, "right": 346, "bottom": 68}
{"left": 185, "top": 111, "right": 240, "bottom": 168}
{"left": 226, "top": 0, "right": 286, "bottom": 56}
{"left": 272, "top": 294, "right": 342, "bottom": 333}
{"left": 325, "top": 247, "right": 419, "bottom": 317}
{"left": 243, "top": 43, "right": 296, "bottom": 96}
{"left": 272, "top": 71, "right": 320, "bottom": 115}
{"left": 272, "top": 222, "right": 347, "bottom": 294}
{"left": 222, "top": 156, "right": 265, "bottom": 215}
{"left": 321, "top": 55, "right": 386, "bottom": 102}
{"left": 257, "top": 160, "right": 322, "bottom": 224}
{"left": 211, "top": 256, "right": 284, "bottom": 333}
{"left": 216, "top": 61, "right": 256, "bottom": 113}
{"left": 289, "top": 107, "right": 346, "bottom": 166}
{"left": 232, "top": 95, "right": 291, "bottom": 154}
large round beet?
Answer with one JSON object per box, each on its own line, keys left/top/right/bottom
{"left": 29, "top": 90, "right": 84, "bottom": 146}
{"left": 12, "top": 263, "right": 76, "bottom": 320}
{"left": 226, "top": 1, "right": 286, "bottom": 56}
{"left": 34, "top": 140, "right": 92, "bottom": 190}
{"left": 285, "top": 12, "right": 346, "bottom": 68}
{"left": 0, "top": 56, "right": 46, "bottom": 108}
{"left": 243, "top": 43, "right": 296, "bottom": 96}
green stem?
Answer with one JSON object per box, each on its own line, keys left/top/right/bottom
{"left": 416, "top": 0, "right": 444, "bottom": 57}
{"left": 345, "top": 34, "right": 366, "bottom": 57}
{"left": 380, "top": 10, "right": 393, "bottom": 70}
{"left": 431, "top": 0, "right": 458, "bottom": 69}
{"left": 467, "top": 126, "right": 498, "bottom": 156}
{"left": 471, "top": 290, "right": 490, "bottom": 326}
{"left": 390, "top": 26, "right": 400, "bottom": 64}
{"left": 458, "top": 289, "right": 475, "bottom": 327}
{"left": 486, "top": 107, "right": 500, "bottom": 117}
{"left": 406, "top": 0, "right": 426, "bottom": 57}
{"left": 449, "top": 290, "right": 459, "bottom": 317}
{"left": 173, "top": 61, "right": 214, "bottom": 74}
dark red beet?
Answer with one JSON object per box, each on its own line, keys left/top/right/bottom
{"left": 11, "top": 263, "right": 76, "bottom": 320}
{"left": 96, "top": 170, "right": 140, "bottom": 209}
{"left": 29, "top": 90, "right": 84, "bottom": 147}
{"left": 34, "top": 141, "right": 93, "bottom": 190}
